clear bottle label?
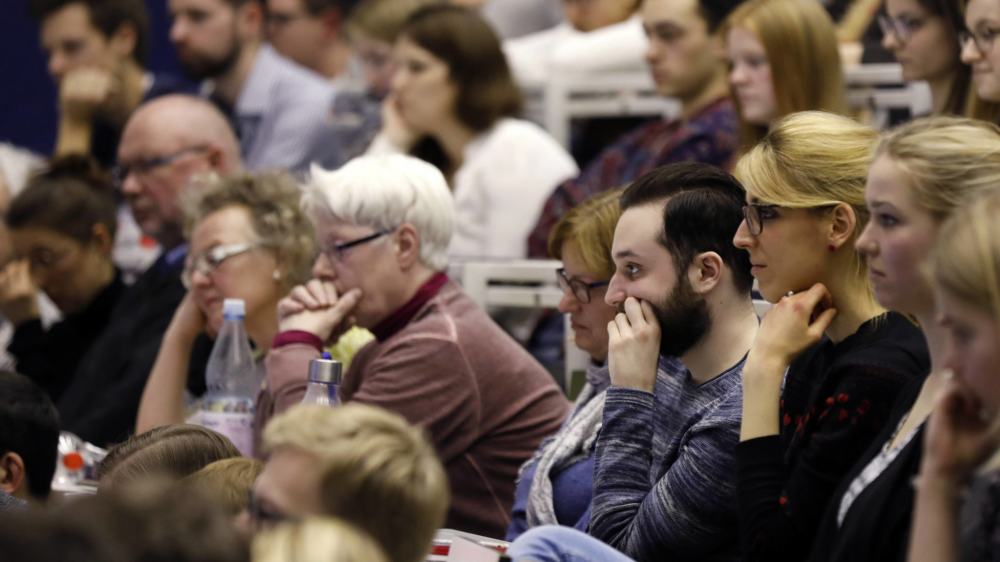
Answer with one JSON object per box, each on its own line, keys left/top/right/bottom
{"left": 200, "top": 410, "right": 254, "bottom": 457}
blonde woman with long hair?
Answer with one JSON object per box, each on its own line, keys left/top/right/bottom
{"left": 732, "top": 111, "right": 930, "bottom": 562}
{"left": 809, "top": 117, "right": 1000, "bottom": 562}
{"left": 906, "top": 187, "right": 1000, "bottom": 562}
{"left": 724, "top": 0, "right": 847, "bottom": 151}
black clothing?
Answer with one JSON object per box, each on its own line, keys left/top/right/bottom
{"left": 737, "top": 313, "right": 930, "bottom": 562}
{"left": 8, "top": 270, "right": 126, "bottom": 402}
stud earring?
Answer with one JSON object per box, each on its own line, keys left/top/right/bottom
{"left": 272, "top": 270, "right": 282, "bottom": 281}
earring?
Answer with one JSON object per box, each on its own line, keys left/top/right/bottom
{"left": 272, "top": 270, "right": 282, "bottom": 281}
{"left": 828, "top": 244, "right": 837, "bottom": 252}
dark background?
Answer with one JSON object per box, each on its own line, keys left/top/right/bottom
{"left": 0, "top": 0, "right": 184, "bottom": 156}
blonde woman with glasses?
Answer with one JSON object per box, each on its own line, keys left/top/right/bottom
{"left": 732, "top": 111, "right": 930, "bottom": 562}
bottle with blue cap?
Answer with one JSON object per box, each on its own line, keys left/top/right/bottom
{"left": 199, "top": 298, "right": 256, "bottom": 456}
{"left": 301, "top": 352, "right": 342, "bottom": 406}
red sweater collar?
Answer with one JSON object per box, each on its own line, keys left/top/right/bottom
{"left": 371, "top": 272, "right": 449, "bottom": 341}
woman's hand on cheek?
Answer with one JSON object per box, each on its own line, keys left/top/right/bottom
{"left": 381, "top": 93, "right": 419, "bottom": 150}
{"left": 751, "top": 282, "right": 837, "bottom": 368}
{"left": 920, "top": 375, "right": 1000, "bottom": 484}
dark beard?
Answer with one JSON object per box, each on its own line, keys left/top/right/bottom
{"left": 653, "top": 274, "right": 712, "bottom": 358}
{"left": 178, "top": 36, "right": 242, "bottom": 81}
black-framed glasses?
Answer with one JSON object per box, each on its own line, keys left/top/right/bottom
{"left": 182, "top": 242, "right": 260, "bottom": 288}
{"left": 877, "top": 13, "right": 926, "bottom": 44}
{"left": 556, "top": 268, "right": 609, "bottom": 304}
{"left": 959, "top": 26, "right": 1000, "bottom": 55}
{"left": 321, "top": 230, "right": 390, "bottom": 262}
{"left": 112, "top": 145, "right": 210, "bottom": 188}
{"left": 741, "top": 203, "right": 781, "bottom": 236}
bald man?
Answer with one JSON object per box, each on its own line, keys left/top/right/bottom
{"left": 56, "top": 95, "right": 242, "bottom": 446}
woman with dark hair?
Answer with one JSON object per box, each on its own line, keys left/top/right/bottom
{"left": 369, "top": 4, "right": 578, "bottom": 260}
{"left": 0, "top": 156, "right": 124, "bottom": 402}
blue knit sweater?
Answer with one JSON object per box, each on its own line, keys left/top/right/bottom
{"left": 589, "top": 355, "right": 745, "bottom": 562}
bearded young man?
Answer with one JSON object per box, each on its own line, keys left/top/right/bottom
{"left": 168, "top": 0, "right": 339, "bottom": 172}
{"left": 507, "top": 162, "right": 759, "bottom": 562}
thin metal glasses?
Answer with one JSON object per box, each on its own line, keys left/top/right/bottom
{"left": 182, "top": 242, "right": 259, "bottom": 288}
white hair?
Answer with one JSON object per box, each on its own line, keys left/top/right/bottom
{"left": 306, "top": 155, "right": 454, "bottom": 271}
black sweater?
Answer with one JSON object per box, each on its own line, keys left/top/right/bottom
{"left": 808, "top": 377, "right": 926, "bottom": 562}
{"left": 9, "top": 270, "right": 126, "bottom": 402}
{"left": 56, "top": 252, "right": 210, "bottom": 447}
{"left": 737, "top": 312, "right": 930, "bottom": 562}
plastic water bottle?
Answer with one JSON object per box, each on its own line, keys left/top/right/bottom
{"left": 301, "top": 352, "right": 342, "bottom": 406}
{"left": 200, "top": 299, "right": 256, "bottom": 456}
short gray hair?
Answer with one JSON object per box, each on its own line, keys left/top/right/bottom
{"left": 305, "top": 155, "right": 454, "bottom": 271}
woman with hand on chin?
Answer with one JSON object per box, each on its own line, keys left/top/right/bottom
{"left": 906, "top": 188, "right": 1000, "bottom": 562}
{"left": 809, "top": 117, "right": 1000, "bottom": 562}
{"left": 732, "top": 111, "right": 930, "bottom": 562}
{"left": 135, "top": 173, "right": 315, "bottom": 435}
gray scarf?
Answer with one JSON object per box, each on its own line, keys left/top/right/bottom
{"left": 523, "top": 363, "right": 610, "bottom": 527}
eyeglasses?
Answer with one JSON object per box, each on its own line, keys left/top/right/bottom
{"left": 556, "top": 268, "right": 609, "bottom": 304}
{"left": 264, "top": 11, "right": 311, "bottom": 28}
{"left": 112, "top": 145, "right": 209, "bottom": 188}
{"left": 878, "top": 14, "right": 926, "bottom": 44}
{"left": 741, "top": 203, "right": 782, "bottom": 236}
{"left": 321, "top": 230, "right": 390, "bottom": 262}
{"left": 182, "top": 242, "right": 259, "bottom": 289}
{"left": 959, "top": 26, "right": 1000, "bottom": 55}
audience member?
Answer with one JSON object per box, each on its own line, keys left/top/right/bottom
{"left": 182, "top": 457, "right": 263, "bottom": 515}
{"left": 732, "top": 111, "right": 929, "bottom": 562}
{"left": 506, "top": 189, "right": 621, "bottom": 540}
{"left": 253, "top": 404, "right": 448, "bottom": 562}
{"left": 724, "top": 0, "right": 847, "bottom": 151}
{"left": 135, "top": 172, "right": 315, "bottom": 435}
{"left": 0, "top": 371, "right": 59, "bottom": 503}
{"left": 27, "top": 0, "right": 191, "bottom": 168}
{"left": 508, "top": 162, "right": 760, "bottom": 562}
{"left": 55, "top": 94, "right": 241, "bottom": 447}
{"left": 253, "top": 517, "right": 389, "bottom": 562}
{"left": 257, "top": 154, "right": 569, "bottom": 536}
{"left": 0, "top": 156, "right": 123, "bottom": 403}
{"left": 97, "top": 424, "right": 240, "bottom": 488}
{"left": 880, "top": 0, "right": 1000, "bottom": 119}
{"left": 264, "top": 0, "right": 358, "bottom": 82}
{"left": 0, "top": 481, "right": 250, "bottom": 562}
{"left": 906, "top": 187, "right": 1000, "bottom": 562}
{"left": 328, "top": 0, "right": 434, "bottom": 162}
{"left": 961, "top": 0, "right": 1000, "bottom": 116}
{"left": 808, "top": 118, "right": 1000, "bottom": 562}
{"left": 526, "top": 0, "right": 744, "bottom": 258}
{"left": 168, "top": 0, "right": 337, "bottom": 172}
{"left": 369, "top": 4, "right": 578, "bottom": 259}
{"left": 504, "top": 0, "right": 645, "bottom": 87}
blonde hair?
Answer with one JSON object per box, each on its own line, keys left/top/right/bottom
{"left": 181, "top": 457, "right": 263, "bottom": 515}
{"left": 253, "top": 517, "right": 389, "bottom": 562}
{"left": 875, "top": 116, "right": 1000, "bottom": 219}
{"left": 183, "top": 172, "right": 316, "bottom": 291}
{"left": 724, "top": 0, "right": 847, "bottom": 149}
{"left": 931, "top": 188, "right": 1000, "bottom": 326}
{"left": 734, "top": 111, "right": 877, "bottom": 285}
{"left": 547, "top": 189, "right": 623, "bottom": 279}
{"left": 263, "top": 404, "right": 449, "bottom": 562}
{"left": 97, "top": 424, "right": 241, "bottom": 488}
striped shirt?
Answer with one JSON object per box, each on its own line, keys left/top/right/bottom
{"left": 590, "top": 355, "right": 745, "bottom": 562}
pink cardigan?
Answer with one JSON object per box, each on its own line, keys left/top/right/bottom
{"left": 256, "top": 281, "right": 570, "bottom": 537}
